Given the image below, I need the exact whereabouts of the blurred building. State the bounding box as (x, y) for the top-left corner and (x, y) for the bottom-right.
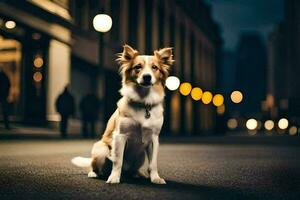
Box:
(0, 0), (221, 135)
(218, 50), (237, 108)
(267, 24), (286, 118)
(267, 0), (300, 123)
(284, 0), (300, 119)
(235, 33), (267, 118)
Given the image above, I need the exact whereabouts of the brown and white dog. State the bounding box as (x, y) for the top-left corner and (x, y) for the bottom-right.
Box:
(72, 45), (174, 184)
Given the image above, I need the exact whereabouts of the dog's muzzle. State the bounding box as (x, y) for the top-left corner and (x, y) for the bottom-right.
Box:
(141, 74), (152, 86)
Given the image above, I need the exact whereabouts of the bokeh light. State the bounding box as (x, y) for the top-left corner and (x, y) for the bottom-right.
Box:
(248, 130), (257, 135)
(202, 91), (213, 104)
(289, 126), (298, 136)
(33, 72), (43, 82)
(227, 118), (238, 130)
(246, 118), (258, 130)
(166, 76), (180, 91)
(93, 14), (112, 32)
(179, 82), (192, 96)
(217, 104), (225, 115)
(264, 120), (274, 131)
(213, 94), (224, 107)
(34, 57), (43, 68)
(32, 33), (41, 40)
(230, 90), (243, 104)
(278, 118), (289, 130)
(5, 20), (16, 29)
(191, 87), (203, 100)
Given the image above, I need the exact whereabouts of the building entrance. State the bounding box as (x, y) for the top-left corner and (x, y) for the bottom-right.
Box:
(0, 30), (49, 124)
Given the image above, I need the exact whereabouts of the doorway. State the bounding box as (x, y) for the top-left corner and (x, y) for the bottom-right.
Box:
(0, 34), (21, 123)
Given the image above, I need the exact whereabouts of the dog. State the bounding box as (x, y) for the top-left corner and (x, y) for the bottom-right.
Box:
(72, 44), (174, 184)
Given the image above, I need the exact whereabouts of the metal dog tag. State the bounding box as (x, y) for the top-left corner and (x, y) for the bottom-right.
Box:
(145, 107), (151, 119)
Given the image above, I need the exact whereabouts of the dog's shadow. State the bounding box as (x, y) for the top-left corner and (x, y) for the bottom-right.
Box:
(91, 160), (260, 199)
(93, 174), (260, 200)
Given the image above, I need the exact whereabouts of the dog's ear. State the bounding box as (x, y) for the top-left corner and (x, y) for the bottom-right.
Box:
(154, 48), (174, 85)
(116, 44), (139, 65)
(154, 47), (174, 67)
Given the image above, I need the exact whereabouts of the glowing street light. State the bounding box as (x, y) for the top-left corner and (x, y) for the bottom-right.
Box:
(190, 87), (203, 100)
(231, 90), (243, 104)
(202, 91), (213, 104)
(278, 118), (289, 130)
(5, 20), (16, 29)
(227, 118), (238, 130)
(246, 118), (258, 130)
(289, 126), (298, 136)
(34, 56), (43, 68)
(92, 13), (113, 69)
(93, 13), (112, 133)
(166, 76), (180, 91)
(264, 120), (274, 131)
(93, 14), (112, 33)
(33, 72), (43, 82)
(179, 82), (192, 96)
(217, 104), (225, 115)
(212, 94), (224, 107)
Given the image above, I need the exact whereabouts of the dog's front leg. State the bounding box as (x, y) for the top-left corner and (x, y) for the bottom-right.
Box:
(147, 134), (166, 184)
(106, 133), (127, 184)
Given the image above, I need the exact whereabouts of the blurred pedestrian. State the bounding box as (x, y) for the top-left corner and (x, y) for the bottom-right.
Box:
(55, 86), (75, 137)
(0, 69), (11, 129)
(80, 93), (100, 138)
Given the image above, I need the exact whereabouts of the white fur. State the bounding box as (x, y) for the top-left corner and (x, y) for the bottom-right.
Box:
(107, 81), (166, 184)
(91, 141), (110, 157)
(88, 171), (98, 178)
(136, 56), (157, 85)
(119, 84), (164, 105)
(106, 134), (127, 184)
(71, 157), (92, 168)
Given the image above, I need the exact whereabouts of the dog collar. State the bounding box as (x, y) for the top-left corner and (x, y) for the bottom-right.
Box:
(127, 100), (159, 119)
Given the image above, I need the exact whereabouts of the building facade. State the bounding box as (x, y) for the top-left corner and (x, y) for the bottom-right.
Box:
(267, 0), (300, 124)
(284, 0), (300, 118)
(234, 33), (268, 118)
(0, 0), (221, 135)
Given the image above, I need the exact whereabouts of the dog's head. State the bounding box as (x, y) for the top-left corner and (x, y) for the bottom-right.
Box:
(117, 45), (174, 87)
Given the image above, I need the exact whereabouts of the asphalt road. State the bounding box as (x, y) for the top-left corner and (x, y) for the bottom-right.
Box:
(0, 137), (299, 200)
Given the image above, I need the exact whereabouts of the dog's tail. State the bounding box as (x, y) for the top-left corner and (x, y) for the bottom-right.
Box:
(71, 141), (110, 169)
(71, 157), (92, 168)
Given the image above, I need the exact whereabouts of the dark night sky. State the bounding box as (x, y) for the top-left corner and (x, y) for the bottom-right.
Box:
(206, 0), (284, 50)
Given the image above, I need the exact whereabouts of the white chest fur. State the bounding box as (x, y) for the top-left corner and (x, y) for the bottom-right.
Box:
(117, 104), (163, 135)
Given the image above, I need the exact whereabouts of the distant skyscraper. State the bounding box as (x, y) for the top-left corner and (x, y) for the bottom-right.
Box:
(267, 0), (300, 122)
(267, 24), (286, 118)
(235, 33), (267, 117)
(284, 0), (300, 116)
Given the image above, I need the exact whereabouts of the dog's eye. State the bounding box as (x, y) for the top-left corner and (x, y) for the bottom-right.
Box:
(152, 65), (158, 71)
(134, 64), (142, 70)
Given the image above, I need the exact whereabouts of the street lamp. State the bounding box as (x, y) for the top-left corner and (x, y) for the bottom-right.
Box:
(93, 14), (112, 33)
(93, 13), (112, 131)
(92, 14), (112, 73)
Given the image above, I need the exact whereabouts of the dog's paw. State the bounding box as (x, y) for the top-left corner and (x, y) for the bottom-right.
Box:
(135, 170), (149, 179)
(88, 171), (98, 178)
(106, 174), (120, 184)
(151, 177), (166, 184)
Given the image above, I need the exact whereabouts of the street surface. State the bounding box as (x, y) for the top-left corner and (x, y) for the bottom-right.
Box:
(0, 136), (299, 200)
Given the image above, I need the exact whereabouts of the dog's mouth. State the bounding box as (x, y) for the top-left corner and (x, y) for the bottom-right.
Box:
(139, 81), (153, 87)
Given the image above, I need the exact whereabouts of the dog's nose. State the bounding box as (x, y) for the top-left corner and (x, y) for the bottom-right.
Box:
(143, 74), (152, 83)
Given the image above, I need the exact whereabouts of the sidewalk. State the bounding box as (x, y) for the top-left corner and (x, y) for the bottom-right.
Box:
(1, 123), (299, 146)
(0, 118), (108, 139)
(0, 122), (83, 139)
